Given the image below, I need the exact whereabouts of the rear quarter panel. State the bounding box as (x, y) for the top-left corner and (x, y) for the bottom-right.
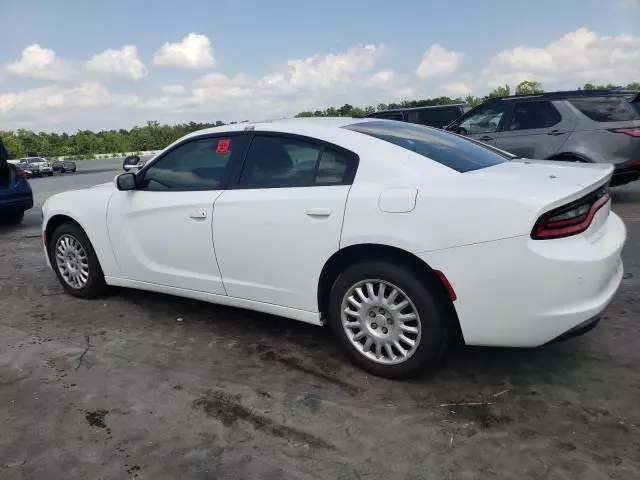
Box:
(563, 101), (640, 169)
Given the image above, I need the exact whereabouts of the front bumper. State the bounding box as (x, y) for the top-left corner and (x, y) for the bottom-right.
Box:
(419, 210), (626, 347)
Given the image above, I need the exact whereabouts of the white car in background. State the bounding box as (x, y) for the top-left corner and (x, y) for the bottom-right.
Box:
(41, 118), (626, 378)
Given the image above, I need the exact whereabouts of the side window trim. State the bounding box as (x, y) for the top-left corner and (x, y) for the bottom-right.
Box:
(135, 132), (248, 191)
(227, 131), (360, 190)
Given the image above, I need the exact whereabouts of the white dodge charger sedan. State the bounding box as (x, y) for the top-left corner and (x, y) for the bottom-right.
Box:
(42, 118), (626, 378)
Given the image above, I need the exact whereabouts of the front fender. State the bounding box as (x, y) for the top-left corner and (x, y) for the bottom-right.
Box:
(43, 188), (120, 277)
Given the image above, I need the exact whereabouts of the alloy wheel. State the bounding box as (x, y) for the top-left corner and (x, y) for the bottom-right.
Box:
(341, 279), (422, 365)
(55, 234), (90, 289)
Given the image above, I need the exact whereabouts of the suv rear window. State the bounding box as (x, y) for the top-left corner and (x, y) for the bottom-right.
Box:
(344, 120), (508, 173)
(568, 96), (637, 122)
(406, 107), (462, 128)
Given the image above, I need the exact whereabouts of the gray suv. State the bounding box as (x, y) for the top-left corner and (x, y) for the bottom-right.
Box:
(446, 90), (640, 186)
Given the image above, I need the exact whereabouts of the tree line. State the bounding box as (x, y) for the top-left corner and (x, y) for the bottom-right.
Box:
(2, 81), (638, 160)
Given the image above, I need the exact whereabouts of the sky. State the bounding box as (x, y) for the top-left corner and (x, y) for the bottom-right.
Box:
(1, 0), (639, 132)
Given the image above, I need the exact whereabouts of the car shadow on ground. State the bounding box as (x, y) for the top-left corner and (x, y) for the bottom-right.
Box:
(108, 286), (587, 392)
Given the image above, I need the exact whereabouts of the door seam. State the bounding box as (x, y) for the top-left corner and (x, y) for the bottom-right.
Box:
(212, 191), (229, 295)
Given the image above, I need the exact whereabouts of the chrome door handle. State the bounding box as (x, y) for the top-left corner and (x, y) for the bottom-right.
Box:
(305, 208), (331, 217)
(188, 210), (207, 219)
(547, 130), (566, 136)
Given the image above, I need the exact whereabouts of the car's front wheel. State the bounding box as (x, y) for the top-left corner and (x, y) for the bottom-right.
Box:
(329, 261), (449, 379)
(50, 223), (106, 298)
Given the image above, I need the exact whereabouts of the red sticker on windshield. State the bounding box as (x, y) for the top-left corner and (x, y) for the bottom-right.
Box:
(216, 139), (231, 154)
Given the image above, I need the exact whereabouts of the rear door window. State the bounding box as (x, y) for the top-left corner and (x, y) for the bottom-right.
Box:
(505, 101), (561, 131)
(237, 135), (358, 188)
(344, 121), (508, 173)
(568, 96), (637, 122)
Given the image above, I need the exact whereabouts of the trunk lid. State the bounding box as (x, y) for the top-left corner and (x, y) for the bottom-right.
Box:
(468, 159), (613, 212)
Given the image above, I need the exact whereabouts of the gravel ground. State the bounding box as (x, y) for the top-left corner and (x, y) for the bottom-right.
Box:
(1, 161), (639, 480)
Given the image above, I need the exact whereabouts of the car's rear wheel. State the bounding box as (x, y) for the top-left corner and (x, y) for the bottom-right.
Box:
(328, 261), (449, 379)
(50, 223), (106, 298)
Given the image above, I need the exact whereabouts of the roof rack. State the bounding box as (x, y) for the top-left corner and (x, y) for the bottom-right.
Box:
(488, 89), (637, 101)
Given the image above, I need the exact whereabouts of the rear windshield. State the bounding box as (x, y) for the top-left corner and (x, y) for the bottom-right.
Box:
(568, 96), (638, 122)
(343, 120), (508, 173)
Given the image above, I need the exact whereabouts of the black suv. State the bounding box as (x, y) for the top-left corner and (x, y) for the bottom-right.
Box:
(365, 104), (471, 129)
(446, 90), (640, 186)
(52, 160), (77, 173)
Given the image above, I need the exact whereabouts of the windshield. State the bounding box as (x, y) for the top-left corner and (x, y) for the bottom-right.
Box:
(344, 120), (509, 173)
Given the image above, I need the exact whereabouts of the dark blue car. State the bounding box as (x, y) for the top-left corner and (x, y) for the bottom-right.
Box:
(1, 143), (34, 225)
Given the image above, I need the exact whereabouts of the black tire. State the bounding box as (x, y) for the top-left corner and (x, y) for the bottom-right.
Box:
(328, 260), (450, 379)
(49, 222), (106, 299)
(2, 211), (24, 225)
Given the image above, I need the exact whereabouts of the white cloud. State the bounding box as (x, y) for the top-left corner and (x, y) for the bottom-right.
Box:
(483, 28), (640, 88)
(439, 82), (472, 96)
(5, 44), (74, 80)
(283, 44), (383, 89)
(160, 84), (187, 95)
(152, 33), (215, 68)
(0, 82), (138, 117)
(86, 45), (147, 80)
(3, 43), (148, 82)
(6, 29), (637, 132)
(416, 44), (464, 78)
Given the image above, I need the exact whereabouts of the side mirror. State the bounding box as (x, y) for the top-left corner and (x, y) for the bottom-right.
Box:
(446, 123), (460, 133)
(123, 155), (141, 171)
(116, 172), (137, 191)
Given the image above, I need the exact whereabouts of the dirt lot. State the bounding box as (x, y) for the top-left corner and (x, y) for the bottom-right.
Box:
(1, 162), (639, 480)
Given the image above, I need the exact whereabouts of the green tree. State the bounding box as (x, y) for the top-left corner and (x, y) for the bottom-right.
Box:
(464, 94), (483, 107)
(0, 132), (24, 159)
(487, 85), (511, 98)
(515, 80), (544, 95)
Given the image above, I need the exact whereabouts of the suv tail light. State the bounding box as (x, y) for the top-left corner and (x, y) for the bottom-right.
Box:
(613, 128), (640, 138)
(15, 167), (28, 179)
(532, 184), (611, 240)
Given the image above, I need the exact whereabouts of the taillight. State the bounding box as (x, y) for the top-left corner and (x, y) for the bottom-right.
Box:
(15, 168), (28, 179)
(613, 128), (640, 138)
(532, 185), (611, 240)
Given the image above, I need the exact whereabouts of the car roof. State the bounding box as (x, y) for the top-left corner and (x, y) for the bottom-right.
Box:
(369, 104), (469, 114)
(486, 89), (639, 102)
(182, 116), (380, 139)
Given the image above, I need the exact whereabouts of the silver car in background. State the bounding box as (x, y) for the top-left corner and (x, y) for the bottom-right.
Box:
(19, 157), (53, 177)
(447, 89), (640, 186)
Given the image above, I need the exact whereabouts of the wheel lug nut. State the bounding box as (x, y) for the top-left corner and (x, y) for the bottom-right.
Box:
(379, 308), (385, 314)
(382, 327), (388, 334)
(369, 311), (376, 318)
(371, 323), (378, 329)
